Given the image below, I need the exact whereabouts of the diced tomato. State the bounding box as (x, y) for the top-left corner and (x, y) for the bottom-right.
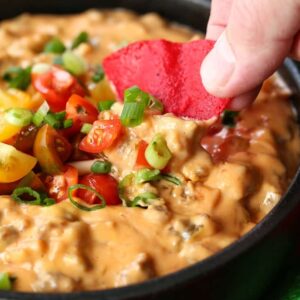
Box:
(33, 125), (72, 175)
(14, 125), (39, 154)
(64, 94), (99, 135)
(135, 140), (152, 168)
(79, 116), (122, 154)
(32, 66), (85, 112)
(45, 165), (78, 202)
(0, 181), (19, 195)
(78, 173), (121, 205)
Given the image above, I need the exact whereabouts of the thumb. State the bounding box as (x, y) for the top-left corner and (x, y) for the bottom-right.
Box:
(200, 0), (300, 98)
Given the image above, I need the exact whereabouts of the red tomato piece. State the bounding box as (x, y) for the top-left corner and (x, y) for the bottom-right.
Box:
(135, 140), (152, 168)
(45, 165), (78, 202)
(79, 116), (122, 154)
(103, 39), (231, 120)
(64, 94), (99, 135)
(32, 67), (85, 112)
(78, 174), (121, 205)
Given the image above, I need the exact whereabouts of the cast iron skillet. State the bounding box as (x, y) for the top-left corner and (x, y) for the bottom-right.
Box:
(0, 1), (300, 300)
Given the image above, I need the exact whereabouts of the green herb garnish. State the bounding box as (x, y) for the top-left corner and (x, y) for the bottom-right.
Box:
(92, 65), (105, 83)
(98, 100), (115, 112)
(71, 31), (89, 49)
(3, 66), (32, 90)
(44, 38), (66, 54)
(12, 187), (55, 206)
(91, 160), (112, 174)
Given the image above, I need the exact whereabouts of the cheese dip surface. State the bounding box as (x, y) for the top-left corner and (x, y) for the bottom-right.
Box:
(0, 9), (299, 292)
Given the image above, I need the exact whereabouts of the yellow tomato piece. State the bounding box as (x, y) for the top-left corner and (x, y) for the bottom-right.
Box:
(89, 78), (116, 104)
(0, 113), (22, 142)
(0, 142), (37, 183)
(0, 89), (33, 111)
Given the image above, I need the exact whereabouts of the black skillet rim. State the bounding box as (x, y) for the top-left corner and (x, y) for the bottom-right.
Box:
(0, 3), (300, 300)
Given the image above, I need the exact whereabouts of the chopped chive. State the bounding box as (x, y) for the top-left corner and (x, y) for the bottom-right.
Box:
(32, 101), (50, 127)
(12, 187), (55, 206)
(92, 65), (105, 83)
(81, 123), (93, 134)
(4, 108), (33, 127)
(53, 111), (66, 121)
(68, 184), (106, 211)
(120, 102), (145, 127)
(63, 119), (73, 129)
(44, 37), (66, 54)
(44, 113), (61, 129)
(91, 160), (112, 174)
(160, 174), (181, 185)
(71, 31), (89, 49)
(130, 192), (158, 207)
(124, 86), (150, 107)
(3, 66), (32, 90)
(97, 100), (115, 112)
(135, 168), (161, 184)
(221, 110), (239, 127)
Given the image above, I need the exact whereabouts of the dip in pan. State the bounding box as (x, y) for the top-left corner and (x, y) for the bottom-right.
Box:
(0, 9), (299, 292)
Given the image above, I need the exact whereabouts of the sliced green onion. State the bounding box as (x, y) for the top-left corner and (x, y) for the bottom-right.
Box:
(62, 51), (87, 76)
(32, 101), (50, 127)
(53, 111), (66, 121)
(3, 66), (31, 90)
(92, 65), (105, 83)
(124, 86), (150, 106)
(31, 63), (52, 75)
(145, 134), (172, 170)
(68, 184), (106, 211)
(44, 37), (66, 54)
(44, 113), (61, 129)
(118, 173), (135, 205)
(221, 110), (239, 127)
(81, 123), (93, 134)
(12, 187), (55, 206)
(130, 192), (158, 207)
(4, 108), (33, 127)
(63, 119), (73, 129)
(160, 174), (181, 185)
(0, 273), (12, 291)
(121, 102), (145, 127)
(97, 100), (115, 112)
(135, 168), (160, 184)
(71, 31), (89, 49)
(91, 160), (112, 174)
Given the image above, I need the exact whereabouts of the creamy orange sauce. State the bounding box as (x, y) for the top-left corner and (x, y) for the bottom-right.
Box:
(0, 9), (299, 292)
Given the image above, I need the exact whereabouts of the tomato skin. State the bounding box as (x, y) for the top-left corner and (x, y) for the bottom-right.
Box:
(136, 140), (152, 168)
(63, 94), (99, 135)
(32, 67), (85, 112)
(45, 165), (78, 202)
(79, 116), (122, 154)
(78, 174), (121, 205)
(33, 125), (72, 175)
(14, 125), (38, 154)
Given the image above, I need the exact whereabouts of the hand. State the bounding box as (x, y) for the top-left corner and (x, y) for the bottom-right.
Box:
(200, 0), (300, 110)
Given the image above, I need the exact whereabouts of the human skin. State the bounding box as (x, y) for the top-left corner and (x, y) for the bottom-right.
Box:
(200, 0), (300, 110)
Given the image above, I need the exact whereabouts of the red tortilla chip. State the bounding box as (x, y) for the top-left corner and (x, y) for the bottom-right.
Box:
(103, 39), (231, 120)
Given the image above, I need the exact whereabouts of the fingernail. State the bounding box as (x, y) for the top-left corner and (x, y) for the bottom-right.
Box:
(200, 32), (236, 96)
